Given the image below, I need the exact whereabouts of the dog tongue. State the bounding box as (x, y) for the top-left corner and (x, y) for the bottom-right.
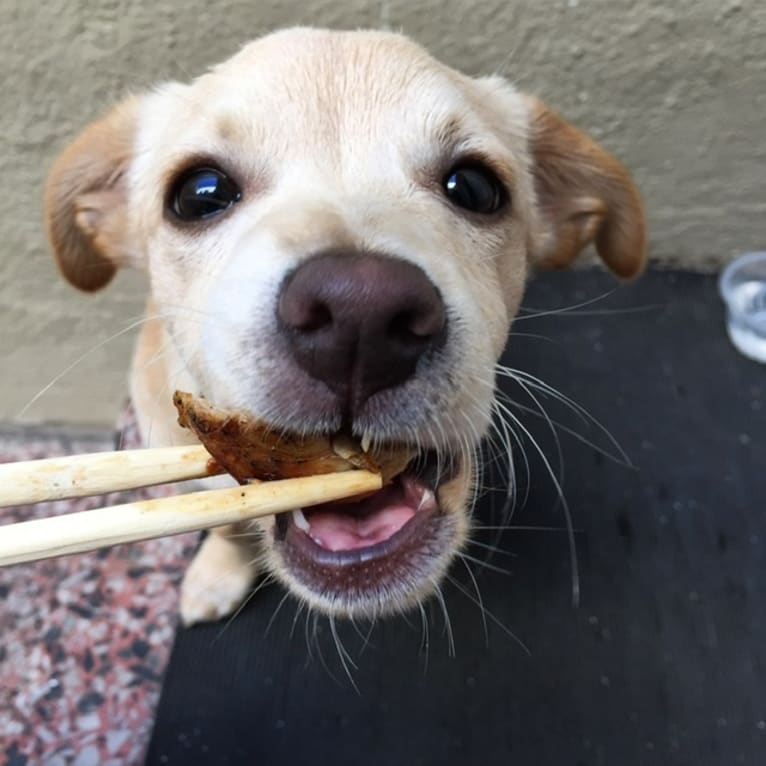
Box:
(304, 481), (426, 552)
(307, 506), (415, 551)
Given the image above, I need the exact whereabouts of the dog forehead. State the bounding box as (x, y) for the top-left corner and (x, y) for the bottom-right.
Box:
(132, 28), (531, 218)
(152, 29), (477, 156)
(214, 27), (454, 108)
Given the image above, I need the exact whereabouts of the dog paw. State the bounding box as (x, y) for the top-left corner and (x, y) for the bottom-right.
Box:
(179, 529), (260, 626)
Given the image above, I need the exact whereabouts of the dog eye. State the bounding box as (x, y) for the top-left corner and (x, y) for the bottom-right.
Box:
(170, 167), (241, 221)
(443, 164), (507, 215)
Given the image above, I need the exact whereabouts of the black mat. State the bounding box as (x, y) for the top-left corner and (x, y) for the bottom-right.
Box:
(146, 269), (765, 766)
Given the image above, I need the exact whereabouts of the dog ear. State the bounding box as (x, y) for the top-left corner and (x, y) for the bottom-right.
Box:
(525, 96), (646, 279)
(44, 95), (142, 292)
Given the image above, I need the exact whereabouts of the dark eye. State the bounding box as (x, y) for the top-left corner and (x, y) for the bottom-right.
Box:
(170, 167), (241, 221)
(443, 164), (507, 215)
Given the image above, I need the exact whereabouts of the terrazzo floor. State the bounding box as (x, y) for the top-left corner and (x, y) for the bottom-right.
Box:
(0, 409), (197, 765)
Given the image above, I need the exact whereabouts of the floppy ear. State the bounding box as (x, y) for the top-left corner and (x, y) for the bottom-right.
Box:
(44, 95), (142, 292)
(525, 96), (646, 279)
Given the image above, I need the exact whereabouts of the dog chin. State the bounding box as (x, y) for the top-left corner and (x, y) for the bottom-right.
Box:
(261, 458), (472, 619)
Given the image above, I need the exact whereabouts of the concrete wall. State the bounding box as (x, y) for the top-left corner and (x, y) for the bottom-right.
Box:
(1, 0), (764, 426)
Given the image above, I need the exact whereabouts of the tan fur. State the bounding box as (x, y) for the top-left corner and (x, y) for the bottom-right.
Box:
(44, 96), (143, 291)
(179, 524), (260, 625)
(524, 96), (646, 278)
(45, 28), (646, 624)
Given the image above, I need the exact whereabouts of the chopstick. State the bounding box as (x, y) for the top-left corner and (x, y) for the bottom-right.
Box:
(0, 469), (382, 567)
(0, 445), (224, 507)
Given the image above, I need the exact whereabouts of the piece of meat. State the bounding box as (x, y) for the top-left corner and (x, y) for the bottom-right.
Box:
(172, 391), (414, 485)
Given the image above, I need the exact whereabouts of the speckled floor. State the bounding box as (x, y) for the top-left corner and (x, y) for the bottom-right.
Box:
(0, 409), (197, 765)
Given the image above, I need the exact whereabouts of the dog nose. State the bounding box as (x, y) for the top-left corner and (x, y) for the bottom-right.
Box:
(277, 251), (447, 413)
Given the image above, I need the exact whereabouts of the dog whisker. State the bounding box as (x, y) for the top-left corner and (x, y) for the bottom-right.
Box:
(472, 524), (579, 533)
(144, 359), (187, 448)
(490, 6), (527, 79)
(497, 391), (632, 467)
(264, 589), (293, 639)
(459, 556), (489, 648)
(500, 372), (567, 518)
(153, 302), (222, 321)
(417, 601), (430, 673)
(515, 288), (620, 322)
(329, 616), (360, 693)
(19, 306), (212, 424)
(508, 330), (558, 343)
(520, 303), (664, 318)
(496, 365), (631, 466)
(18, 314), (165, 418)
(309, 613), (345, 687)
(431, 581), (456, 659)
(221, 530), (263, 540)
(289, 598), (306, 641)
(302, 606), (316, 662)
(214, 572), (276, 643)
(446, 573), (530, 656)
(348, 615), (377, 656)
(464, 537), (517, 558)
(490, 397), (580, 607)
(488, 399), (530, 520)
(456, 551), (513, 577)
(480, 417), (515, 495)
(456, 382), (521, 511)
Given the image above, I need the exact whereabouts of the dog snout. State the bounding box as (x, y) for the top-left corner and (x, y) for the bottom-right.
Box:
(277, 251), (447, 413)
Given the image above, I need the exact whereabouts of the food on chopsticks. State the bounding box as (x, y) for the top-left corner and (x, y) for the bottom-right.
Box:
(172, 391), (415, 485)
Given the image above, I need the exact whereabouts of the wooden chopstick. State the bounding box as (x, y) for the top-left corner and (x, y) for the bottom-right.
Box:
(0, 445), (223, 507)
(0, 469), (382, 567)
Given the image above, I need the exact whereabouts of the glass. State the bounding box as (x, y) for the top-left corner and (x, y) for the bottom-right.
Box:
(719, 252), (766, 364)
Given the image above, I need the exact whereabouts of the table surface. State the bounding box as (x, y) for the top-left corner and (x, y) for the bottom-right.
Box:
(146, 269), (766, 766)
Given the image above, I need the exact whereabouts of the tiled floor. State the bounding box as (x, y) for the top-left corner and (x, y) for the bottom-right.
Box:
(0, 410), (196, 765)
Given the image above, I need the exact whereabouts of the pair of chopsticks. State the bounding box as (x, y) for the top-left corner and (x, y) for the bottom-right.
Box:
(0, 445), (381, 567)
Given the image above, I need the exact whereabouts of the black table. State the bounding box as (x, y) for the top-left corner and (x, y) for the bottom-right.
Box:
(146, 269), (766, 766)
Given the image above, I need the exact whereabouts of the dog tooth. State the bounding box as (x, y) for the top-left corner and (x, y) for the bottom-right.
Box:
(360, 430), (372, 453)
(292, 508), (310, 532)
(417, 488), (436, 512)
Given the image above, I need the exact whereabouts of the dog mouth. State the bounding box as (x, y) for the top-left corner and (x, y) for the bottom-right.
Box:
(289, 474), (435, 556)
(273, 447), (462, 613)
(172, 390), (464, 614)
(274, 449), (451, 561)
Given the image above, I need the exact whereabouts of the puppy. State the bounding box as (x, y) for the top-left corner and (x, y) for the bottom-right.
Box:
(44, 28), (645, 625)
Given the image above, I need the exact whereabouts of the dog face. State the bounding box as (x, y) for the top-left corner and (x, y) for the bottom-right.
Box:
(45, 28), (645, 619)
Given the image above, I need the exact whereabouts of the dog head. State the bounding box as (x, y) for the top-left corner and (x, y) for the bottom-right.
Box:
(45, 28), (645, 618)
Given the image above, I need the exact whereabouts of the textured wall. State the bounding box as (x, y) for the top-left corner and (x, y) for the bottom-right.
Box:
(2, 0), (764, 425)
